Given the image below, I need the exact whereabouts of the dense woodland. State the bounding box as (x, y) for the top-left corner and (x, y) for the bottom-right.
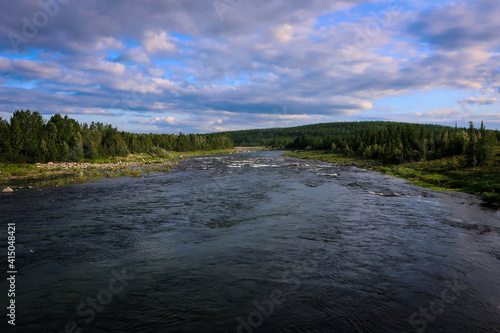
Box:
(1, 110), (498, 167)
(225, 121), (500, 166)
(0, 110), (233, 163)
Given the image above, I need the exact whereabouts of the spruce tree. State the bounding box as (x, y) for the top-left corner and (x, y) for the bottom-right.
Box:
(466, 122), (478, 167)
(476, 121), (494, 166)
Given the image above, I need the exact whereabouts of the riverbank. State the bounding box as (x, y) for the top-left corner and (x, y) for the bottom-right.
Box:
(283, 149), (500, 207)
(0, 148), (252, 191)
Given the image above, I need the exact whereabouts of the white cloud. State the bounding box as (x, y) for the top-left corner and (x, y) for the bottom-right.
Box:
(273, 24), (294, 43)
(415, 108), (461, 118)
(142, 31), (177, 54)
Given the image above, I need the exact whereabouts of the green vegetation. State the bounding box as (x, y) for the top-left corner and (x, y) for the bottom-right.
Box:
(0, 110), (233, 163)
(283, 150), (371, 165)
(0, 110), (236, 189)
(226, 121), (499, 165)
(371, 147), (500, 206)
(0, 110), (236, 188)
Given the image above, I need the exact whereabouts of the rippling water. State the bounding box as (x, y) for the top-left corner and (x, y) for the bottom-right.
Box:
(1, 150), (499, 332)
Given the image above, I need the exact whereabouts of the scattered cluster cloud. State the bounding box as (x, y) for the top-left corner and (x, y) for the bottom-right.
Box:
(0, 0), (499, 132)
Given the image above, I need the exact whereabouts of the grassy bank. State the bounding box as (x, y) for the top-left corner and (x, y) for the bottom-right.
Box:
(0, 148), (244, 190)
(283, 150), (375, 166)
(283, 149), (500, 207)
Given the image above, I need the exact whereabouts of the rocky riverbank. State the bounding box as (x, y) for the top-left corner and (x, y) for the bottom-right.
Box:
(35, 160), (155, 170)
(1, 148), (262, 192)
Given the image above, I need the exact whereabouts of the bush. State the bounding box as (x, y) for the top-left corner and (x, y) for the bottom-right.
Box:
(148, 146), (173, 159)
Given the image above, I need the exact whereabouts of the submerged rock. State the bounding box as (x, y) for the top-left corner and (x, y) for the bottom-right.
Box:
(2, 187), (13, 193)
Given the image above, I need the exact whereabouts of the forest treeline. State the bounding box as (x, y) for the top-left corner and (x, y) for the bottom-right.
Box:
(225, 121), (500, 166)
(1, 110), (498, 166)
(0, 110), (233, 163)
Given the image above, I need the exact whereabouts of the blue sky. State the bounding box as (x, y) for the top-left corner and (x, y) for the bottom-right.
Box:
(1, 0), (499, 133)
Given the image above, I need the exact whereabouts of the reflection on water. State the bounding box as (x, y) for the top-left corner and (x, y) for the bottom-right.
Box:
(1, 150), (499, 332)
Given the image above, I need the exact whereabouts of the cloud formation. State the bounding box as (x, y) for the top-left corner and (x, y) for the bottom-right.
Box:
(0, 0), (499, 132)
(459, 97), (498, 105)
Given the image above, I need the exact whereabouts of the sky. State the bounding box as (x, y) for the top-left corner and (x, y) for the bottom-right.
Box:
(1, 0), (500, 133)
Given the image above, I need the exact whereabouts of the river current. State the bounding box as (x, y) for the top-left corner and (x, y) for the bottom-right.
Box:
(1, 150), (499, 332)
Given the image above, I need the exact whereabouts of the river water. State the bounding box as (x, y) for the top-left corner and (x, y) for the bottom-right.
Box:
(1, 150), (499, 332)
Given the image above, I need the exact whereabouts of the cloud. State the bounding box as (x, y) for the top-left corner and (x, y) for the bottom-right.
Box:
(150, 116), (179, 125)
(406, 0), (500, 50)
(142, 31), (177, 54)
(415, 108), (463, 119)
(119, 47), (150, 63)
(273, 24), (294, 43)
(1, 0), (500, 132)
(459, 96), (498, 105)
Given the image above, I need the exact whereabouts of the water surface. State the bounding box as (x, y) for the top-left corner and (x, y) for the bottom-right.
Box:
(1, 150), (499, 332)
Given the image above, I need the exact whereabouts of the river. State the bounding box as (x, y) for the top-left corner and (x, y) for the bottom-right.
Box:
(1, 150), (499, 332)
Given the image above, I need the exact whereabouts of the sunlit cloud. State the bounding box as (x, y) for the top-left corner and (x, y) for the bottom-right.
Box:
(0, 0), (499, 131)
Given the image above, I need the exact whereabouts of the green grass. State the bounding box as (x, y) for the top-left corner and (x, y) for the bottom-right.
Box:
(282, 150), (377, 166)
(283, 148), (500, 207)
(372, 157), (500, 206)
(0, 163), (52, 183)
(171, 148), (241, 157)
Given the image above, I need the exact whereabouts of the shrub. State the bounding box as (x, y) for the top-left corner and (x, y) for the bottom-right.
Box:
(148, 146), (173, 159)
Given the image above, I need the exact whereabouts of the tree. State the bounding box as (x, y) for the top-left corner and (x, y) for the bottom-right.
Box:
(476, 121), (494, 166)
(39, 139), (48, 162)
(61, 142), (69, 161)
(70, 132), (84, 162)
(0, 117), (12, 161)
(466, 122), (478, 167)
(10, 116), (23, 162)
(46, 121), (58, 162)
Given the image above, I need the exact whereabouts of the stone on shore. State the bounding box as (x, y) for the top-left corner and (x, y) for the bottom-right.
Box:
(2, 187), (13, 193)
